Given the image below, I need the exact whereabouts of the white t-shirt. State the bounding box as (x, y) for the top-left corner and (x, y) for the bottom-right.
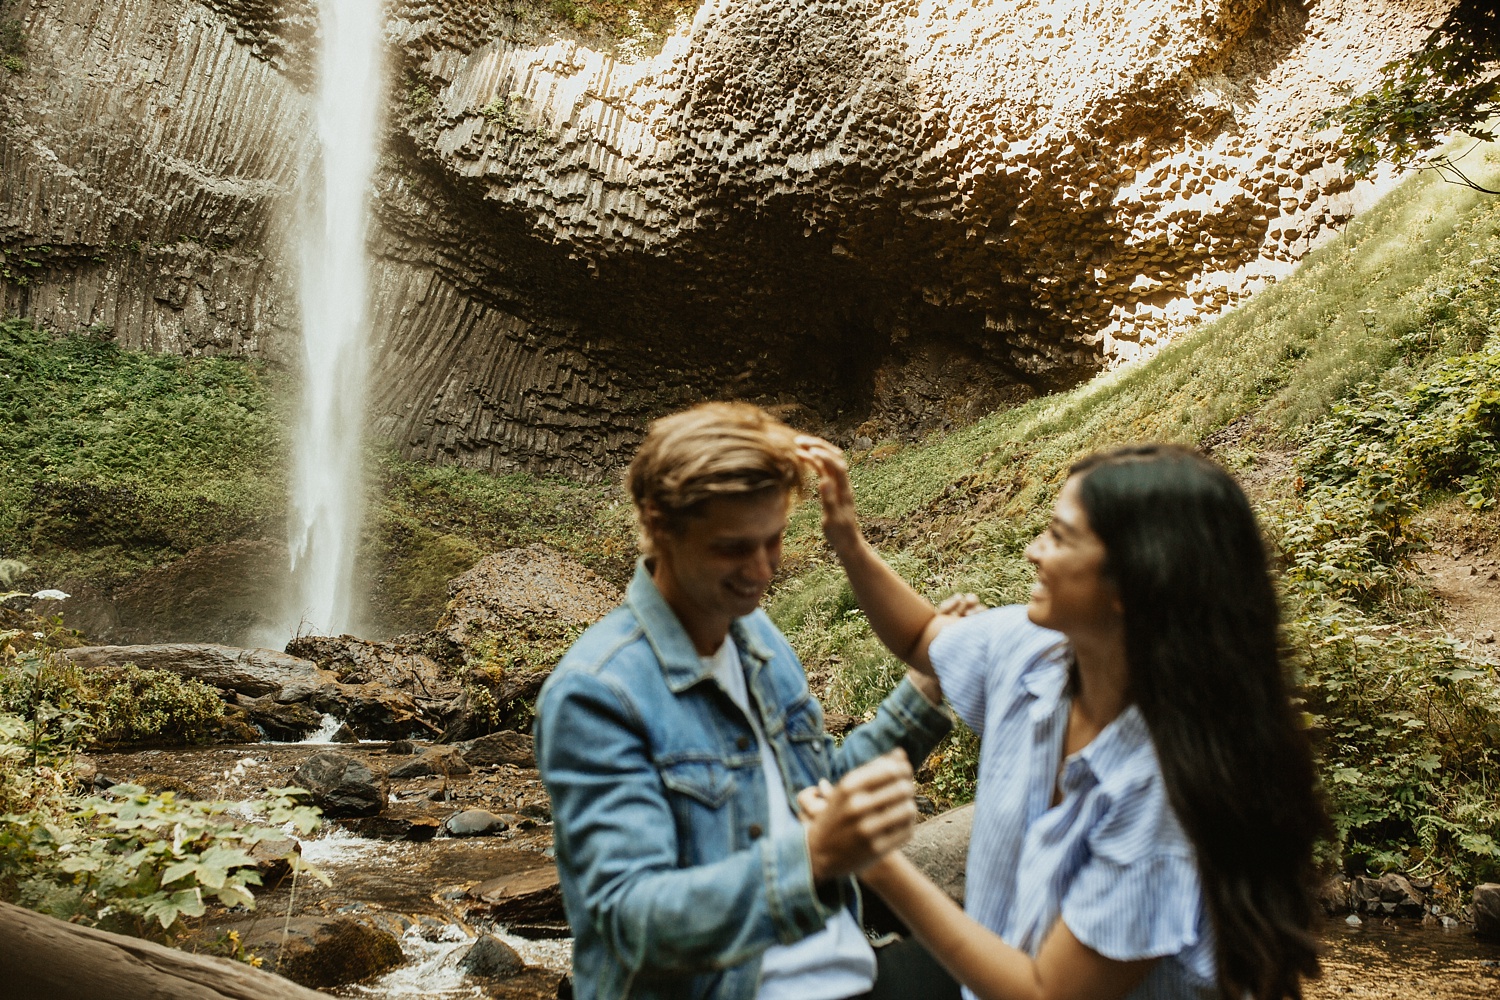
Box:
(703, 637), (876, 1000)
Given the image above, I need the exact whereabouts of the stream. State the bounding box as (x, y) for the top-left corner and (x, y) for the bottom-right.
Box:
(89, 742), (1500, 1000)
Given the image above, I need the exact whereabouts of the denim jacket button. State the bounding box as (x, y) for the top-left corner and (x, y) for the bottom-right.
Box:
(736, 736), (751, 751)
(748, 823), (764, 840)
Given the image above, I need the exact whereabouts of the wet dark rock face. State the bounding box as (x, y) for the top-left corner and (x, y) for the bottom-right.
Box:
(1475, 884), (1500, 941)
(240, 915), (406, 989)
(294, 751), (386, 817)
(460, 933), (527, 983)
(0, 0), (1452, 476)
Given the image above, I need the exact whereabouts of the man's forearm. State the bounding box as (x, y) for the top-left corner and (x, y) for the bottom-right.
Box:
(583, 828), (837, 973)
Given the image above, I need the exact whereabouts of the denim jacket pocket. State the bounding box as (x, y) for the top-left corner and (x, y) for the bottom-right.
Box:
(781, 697), (829, 787)
(659, 758), (738, 808)
(658, 757), (738, 868)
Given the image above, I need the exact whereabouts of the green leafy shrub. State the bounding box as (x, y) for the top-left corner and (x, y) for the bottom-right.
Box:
(0, 644), (94, 763)
(1291, 606), (1500, 888)
(92, 664), (226, 746)
(0, 634), (319, 938)
(0, 780), (321, 938)
(0, 642), (228, 749)
(460, 617), (586, 731)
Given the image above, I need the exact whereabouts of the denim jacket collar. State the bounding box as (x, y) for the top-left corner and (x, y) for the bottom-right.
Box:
(624, 558), (774, 694)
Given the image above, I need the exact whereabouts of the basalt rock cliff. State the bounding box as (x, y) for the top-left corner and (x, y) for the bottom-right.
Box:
(0, 0), (1455, 476)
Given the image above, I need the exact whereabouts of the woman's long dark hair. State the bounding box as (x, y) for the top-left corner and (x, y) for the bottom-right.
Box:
(1071, 445), (1326, 1000)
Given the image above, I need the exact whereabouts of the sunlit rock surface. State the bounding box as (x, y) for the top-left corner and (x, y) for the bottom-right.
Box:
(0, 0), (1454, 474)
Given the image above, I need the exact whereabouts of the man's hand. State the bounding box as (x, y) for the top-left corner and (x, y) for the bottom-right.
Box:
(936, 592), (985, 618)
(799, 749), (918, 883)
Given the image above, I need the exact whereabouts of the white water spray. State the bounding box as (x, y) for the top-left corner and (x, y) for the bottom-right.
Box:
(285, 0), (385, 638)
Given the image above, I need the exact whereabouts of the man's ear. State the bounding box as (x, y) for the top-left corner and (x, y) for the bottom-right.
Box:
(640, 503), (668, 552)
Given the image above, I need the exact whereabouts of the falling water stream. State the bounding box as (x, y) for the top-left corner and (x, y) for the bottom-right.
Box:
(285, 0), (385, 639)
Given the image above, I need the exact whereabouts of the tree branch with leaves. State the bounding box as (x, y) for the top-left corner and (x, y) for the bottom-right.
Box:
(1317, 2), (1500, 194)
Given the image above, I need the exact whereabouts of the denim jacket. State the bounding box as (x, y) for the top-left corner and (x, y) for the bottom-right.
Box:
(535, 562), (953, 1000)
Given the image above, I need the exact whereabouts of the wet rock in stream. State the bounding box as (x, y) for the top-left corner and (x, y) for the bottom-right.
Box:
(239, 915), (405, 989)
(236, 694), (326, 741)
(249, 837), (300, 886)
(459, 933), (527, 982)
(1476, 884), (1500, 940)
(460, 731), (536, 768)
(294, 751), (385, 818)
(389, 746), (472, 779)
(444, 808), (526, 837)
(306, 683), (437, 741)
(468, 867), (564, 925)
(1354, 873), (1430, 919)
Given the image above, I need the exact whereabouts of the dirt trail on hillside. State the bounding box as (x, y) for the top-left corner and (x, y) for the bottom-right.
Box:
(1413, 503), (1500, 663)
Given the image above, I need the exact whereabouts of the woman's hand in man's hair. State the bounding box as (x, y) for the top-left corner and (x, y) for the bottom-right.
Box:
(795, 435), (864, 557)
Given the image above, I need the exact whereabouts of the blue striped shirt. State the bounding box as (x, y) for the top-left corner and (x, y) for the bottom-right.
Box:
(929, 606), (1218, 1000)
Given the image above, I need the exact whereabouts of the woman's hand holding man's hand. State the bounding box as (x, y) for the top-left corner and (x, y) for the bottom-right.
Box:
(798, 749), (917, 883)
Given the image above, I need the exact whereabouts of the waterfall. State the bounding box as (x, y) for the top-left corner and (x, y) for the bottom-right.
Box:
(285, 0), (385, 639)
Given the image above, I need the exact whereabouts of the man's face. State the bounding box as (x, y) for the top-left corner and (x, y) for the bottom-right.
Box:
(649, 489), (791, 651)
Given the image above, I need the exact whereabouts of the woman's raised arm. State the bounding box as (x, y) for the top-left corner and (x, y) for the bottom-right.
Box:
(795, 436), (977, 677)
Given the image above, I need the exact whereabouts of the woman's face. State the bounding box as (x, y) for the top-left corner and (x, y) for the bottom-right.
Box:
(1023, 475), (1122, 638)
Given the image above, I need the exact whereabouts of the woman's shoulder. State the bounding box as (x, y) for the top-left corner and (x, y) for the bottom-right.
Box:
(936, 604), (1067, 667)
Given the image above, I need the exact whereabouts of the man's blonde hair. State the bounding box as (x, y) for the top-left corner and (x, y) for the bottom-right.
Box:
(627, 402), (806, 552)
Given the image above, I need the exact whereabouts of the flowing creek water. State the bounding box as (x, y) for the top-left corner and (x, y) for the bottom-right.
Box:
(87, 743), (1500, 998)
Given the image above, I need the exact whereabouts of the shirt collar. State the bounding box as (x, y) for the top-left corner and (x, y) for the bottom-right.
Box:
(1018, 643), (1156, 785)
(624, 558), (774, 693)
(1070, 703), (1153, 786)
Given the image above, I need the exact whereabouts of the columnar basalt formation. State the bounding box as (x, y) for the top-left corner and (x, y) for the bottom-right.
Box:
(0, 0), (1456, 476)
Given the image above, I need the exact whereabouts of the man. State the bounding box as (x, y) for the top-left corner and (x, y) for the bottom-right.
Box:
(536, 402), (954, 1000)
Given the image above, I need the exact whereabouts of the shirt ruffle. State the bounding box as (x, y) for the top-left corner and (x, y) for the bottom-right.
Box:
(1062, 851), (1208, 968)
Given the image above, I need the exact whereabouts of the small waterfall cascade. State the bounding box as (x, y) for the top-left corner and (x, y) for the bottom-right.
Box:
(285, 0), (385, 639)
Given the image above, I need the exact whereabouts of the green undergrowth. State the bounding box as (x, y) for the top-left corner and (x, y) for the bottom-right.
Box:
(368, 458), (635, 634)
(0, 622), (236, 749)
(537, 0), (697, 50)
(0, 319), (286, 588)
(0, 317), (631, 632)
(771, 149), (1500, 895)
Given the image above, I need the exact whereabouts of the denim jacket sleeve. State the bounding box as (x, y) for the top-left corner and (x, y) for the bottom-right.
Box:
(537, 667), (843, 975)
(829, 675), (953, 779)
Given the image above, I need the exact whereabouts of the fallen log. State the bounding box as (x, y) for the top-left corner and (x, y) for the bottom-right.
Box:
(0, 900), (329, 1000)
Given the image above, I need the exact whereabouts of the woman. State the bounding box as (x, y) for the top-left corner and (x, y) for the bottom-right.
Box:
(795, 440), (1326, 1000)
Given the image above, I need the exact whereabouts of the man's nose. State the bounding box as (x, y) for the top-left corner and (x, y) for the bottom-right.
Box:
(748, 546), (776, 583)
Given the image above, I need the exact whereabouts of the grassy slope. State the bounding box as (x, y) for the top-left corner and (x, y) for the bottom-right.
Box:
(0, 321), (288, 587)
(771, 151), (1500, 893)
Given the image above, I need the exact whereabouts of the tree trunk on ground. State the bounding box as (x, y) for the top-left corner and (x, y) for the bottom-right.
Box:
(0, 901), (329, 1000)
